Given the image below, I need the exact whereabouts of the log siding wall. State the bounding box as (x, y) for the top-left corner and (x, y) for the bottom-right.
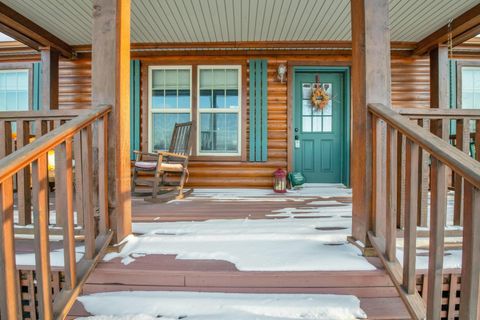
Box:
(0, 53), (432, 187)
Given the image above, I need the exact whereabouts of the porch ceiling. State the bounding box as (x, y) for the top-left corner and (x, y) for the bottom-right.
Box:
(1, 0), (479, 46)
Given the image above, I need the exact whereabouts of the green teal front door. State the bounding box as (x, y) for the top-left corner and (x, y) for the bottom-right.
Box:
(294, 72), (344, 183)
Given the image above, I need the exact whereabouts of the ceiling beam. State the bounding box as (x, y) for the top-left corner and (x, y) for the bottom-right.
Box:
(414, 4), (480, 56)
(0, 2), (74, 58)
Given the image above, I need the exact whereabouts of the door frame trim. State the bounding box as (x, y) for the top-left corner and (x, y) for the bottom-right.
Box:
(287, 65), (351, 186)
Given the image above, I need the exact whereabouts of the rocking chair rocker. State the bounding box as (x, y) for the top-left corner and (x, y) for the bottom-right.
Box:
(132, 121), (193, 202)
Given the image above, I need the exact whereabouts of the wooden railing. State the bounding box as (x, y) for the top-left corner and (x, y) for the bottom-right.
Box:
(0, 106), (112, 320)
(398, 108), (480, 228)
(368, 103), (480, 320)
(0, 109), (90, 230)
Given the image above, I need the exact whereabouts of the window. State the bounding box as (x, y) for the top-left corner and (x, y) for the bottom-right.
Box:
(461, 66), (480, 108)
(198, 66), (241, 156)
(0, 69), (29, 111)
(148, 66), (191, 151)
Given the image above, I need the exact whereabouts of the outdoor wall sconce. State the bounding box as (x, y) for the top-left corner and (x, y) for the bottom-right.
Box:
(277, 64), (287, 83)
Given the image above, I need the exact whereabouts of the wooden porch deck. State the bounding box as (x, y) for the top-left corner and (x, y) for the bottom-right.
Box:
(68, 187), (411, 319)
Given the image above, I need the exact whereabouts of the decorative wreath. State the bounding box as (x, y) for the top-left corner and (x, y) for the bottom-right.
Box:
(311, 85), (330, 110)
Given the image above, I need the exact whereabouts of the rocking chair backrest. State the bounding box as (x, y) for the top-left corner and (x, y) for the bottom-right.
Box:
(169, 121), (193, 156)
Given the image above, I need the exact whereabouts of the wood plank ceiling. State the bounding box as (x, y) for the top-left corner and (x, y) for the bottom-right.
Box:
(1, 0), (479, 45)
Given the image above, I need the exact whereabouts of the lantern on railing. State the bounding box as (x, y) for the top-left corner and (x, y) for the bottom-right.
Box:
(273, 168), (287, 193)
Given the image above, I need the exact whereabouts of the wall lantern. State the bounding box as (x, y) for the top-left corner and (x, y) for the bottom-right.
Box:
(277, 64), (287, 83)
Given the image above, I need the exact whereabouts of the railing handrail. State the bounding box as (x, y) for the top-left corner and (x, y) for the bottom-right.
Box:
(398, 107), (480, 119)
(0, 105), (111, 184)
(0, 108), (90, 120)
(369, 103), (480, 189)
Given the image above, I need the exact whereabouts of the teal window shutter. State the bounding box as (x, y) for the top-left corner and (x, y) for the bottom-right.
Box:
(32, 62), (42, 111)
(249, 59), (268, 162)
(130, 60), (141, 159)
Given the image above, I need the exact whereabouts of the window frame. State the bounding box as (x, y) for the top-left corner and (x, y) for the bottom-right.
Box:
(147, 65), (193, 152)
(456, 60), (480, 109)
(0, 64), (33, 112)
(196, 65), (242, 157)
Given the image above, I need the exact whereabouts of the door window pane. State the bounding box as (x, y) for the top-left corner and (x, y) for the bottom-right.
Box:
(301, 82), (333, 133)
(198, 66), (241, 155)
(0, 70), (29, 112)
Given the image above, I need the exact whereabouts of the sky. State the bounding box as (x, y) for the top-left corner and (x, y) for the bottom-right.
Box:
(0, 32), (14, 42)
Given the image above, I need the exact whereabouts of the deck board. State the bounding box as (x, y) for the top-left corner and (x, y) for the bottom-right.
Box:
(68, 188), (411, 319)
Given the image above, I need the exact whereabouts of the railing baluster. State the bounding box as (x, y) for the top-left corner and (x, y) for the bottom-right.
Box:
(396, 133), (405, 229)
(0, 120), (12, 158)
(453, 118), (470, 226)
(0, 179), (21, 319)
(371, 115), (379, 234)
(53, 119), (64, 227)
(459, 181), (480, 319)
(385, 126), (397, 262)
(417, 119), (429, 227)
(81, 126), (95, 259)
(56, 138), (77, 289)
(427, 156), (447, 320)
(403, 139), (419, 294)
(16, 120), (32, 226)
(73, 132), (85, 227)
(98, 115), (109, 233)
(32, 153), (53, 319)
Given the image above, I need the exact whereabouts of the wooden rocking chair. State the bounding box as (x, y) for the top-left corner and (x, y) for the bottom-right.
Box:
(132, 121), (193, 202)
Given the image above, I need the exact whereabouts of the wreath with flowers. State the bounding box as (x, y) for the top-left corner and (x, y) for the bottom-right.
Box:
(310, 84), (330, 110)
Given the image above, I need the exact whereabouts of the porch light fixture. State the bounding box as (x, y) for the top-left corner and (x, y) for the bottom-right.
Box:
(277, 64), (287, 83)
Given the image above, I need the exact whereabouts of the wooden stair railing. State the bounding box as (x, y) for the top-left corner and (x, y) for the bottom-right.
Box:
(399, 108), (480, 229)
(368, 103), (480, 320)
(0, 105), (112, 320)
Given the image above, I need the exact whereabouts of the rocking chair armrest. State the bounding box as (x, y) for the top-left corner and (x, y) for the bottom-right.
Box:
(133, 150), (158, 161)
(158, 151), (189, 159)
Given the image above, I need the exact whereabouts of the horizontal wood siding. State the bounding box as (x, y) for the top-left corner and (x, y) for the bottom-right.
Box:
(58, 57), (92, 110)
(0, 54), (432, 187)
(392, 57), (430, 109)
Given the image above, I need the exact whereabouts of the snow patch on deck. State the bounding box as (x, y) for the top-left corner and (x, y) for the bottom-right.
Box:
(104, 204), (376, 271)
(77, 291), (367, 320)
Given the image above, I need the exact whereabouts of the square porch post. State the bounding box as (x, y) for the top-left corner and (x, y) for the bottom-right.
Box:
(40, 47), (59, 110)
(92, 0), (132, 242)
(350, 0), (392, 246)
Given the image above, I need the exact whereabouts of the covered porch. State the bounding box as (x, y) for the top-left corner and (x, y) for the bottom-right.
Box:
(0, 0), (480, 319)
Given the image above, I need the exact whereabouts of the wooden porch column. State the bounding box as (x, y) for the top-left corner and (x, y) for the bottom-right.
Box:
(40, 47), (59, 110)
(430, 45), (449, 135)
(351, 0), (392, 245)
(92, 0), (132, 242)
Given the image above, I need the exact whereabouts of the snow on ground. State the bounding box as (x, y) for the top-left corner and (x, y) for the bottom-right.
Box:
(77, 291), (367, 320)
(104, 200), (376, 271)
(15, 245), (84, 267)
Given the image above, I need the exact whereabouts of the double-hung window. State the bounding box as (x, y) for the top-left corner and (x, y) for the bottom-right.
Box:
(149, 66), (191, 151)
(198, 66), (241, 156)
(0, 69), (29, 111)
